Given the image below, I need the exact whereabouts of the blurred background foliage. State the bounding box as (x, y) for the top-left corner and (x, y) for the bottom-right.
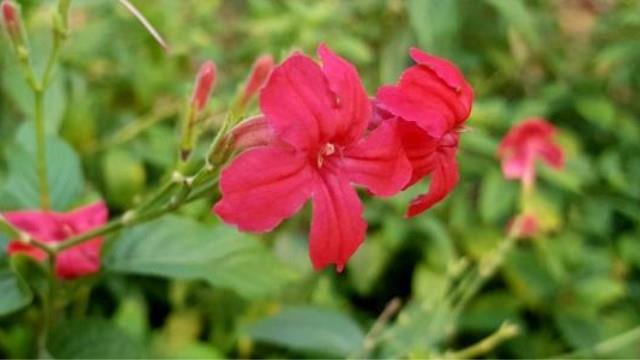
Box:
(1, 0), (640, 358)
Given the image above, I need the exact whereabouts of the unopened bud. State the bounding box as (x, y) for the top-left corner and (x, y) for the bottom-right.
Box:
(1, 0), (22, 43)
(239, 54), (274, 108)
(191, 60), (217, 111)
(507, 213), (539, 239)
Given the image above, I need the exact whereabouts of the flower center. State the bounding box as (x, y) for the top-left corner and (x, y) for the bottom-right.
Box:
(317, 143), (337, 168)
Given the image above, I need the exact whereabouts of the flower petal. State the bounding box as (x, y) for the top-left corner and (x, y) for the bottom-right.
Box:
(7, 241), (47, 261)
(539, 141), (564, 169)
(3, 210), (62, 243)
(375, 49), (473, 138)
(62, 201), (109, 234)
(214, 145), (313, 232)
(406, 148), (459, 217)
(375, 85), (451, 139)
(409, 47), (474, 115)
(397, 65), (471, 131)
(55, 201), (107, 279)
(228, 115), (275, 151)
(260, 53), (338, 150)
(395, 119), (440, 188)
(309, 169), (367, 271)
(56, 239), (102, 279)
(317, 43), (370, 144)
(342, 120), (412, 196)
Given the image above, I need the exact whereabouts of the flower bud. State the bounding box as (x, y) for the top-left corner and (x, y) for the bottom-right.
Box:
(239, 54), (274, 108)
(1, 0), (22, 44)
(507, 213), (539, 239)
(191, 60), (217, 111)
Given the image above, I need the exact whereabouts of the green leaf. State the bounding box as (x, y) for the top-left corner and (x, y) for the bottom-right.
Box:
(47, 318), (146, 359)
(0, 260), (33, 317)
(246, 306), (364, 357)
(105, 216), (299, 298)
(1, 58), (67, 134)
(484, 0), (540, 51)
(380, 30), (413, 84)
(406, 0), (459, 57)
(0, 128), (84, 211)
(554, 310), (601, 350)
(479, 169), (517, 224)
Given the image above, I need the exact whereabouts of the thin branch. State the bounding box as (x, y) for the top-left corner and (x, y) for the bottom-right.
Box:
(352, 297), (402, 358)
(118, 0), (169, 53)
(445, 321), (520, 359)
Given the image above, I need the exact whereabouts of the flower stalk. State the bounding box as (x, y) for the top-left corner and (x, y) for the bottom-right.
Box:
(444, 321), (520, 359)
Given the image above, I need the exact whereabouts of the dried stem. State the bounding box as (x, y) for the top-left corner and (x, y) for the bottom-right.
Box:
(118, 0), (169, 52)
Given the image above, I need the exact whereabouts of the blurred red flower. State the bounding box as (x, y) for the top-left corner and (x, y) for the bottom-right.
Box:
(4, 202), (108, 279)
(214, 44), (411, 271)
(497, 118), (564, 187)
(374, 48), (474, 217)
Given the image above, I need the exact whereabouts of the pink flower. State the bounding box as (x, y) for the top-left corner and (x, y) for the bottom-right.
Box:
(374, 48), (474, 217)
(239, 54), (274, 108)
(214, 44), (411, 271)
(497, 118), (564, 187)
(4, 202), (108, 280)
(191, 60), (217, 111)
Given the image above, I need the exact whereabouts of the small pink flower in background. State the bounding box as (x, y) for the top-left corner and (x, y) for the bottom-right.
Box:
(214, 44), (411, 271)
(497, 118), (564, 187)
(239, 54), (274, 108)
(4, 202), (108, 279)
(191, 60), (217, 111)
(374, 48), (474, 217)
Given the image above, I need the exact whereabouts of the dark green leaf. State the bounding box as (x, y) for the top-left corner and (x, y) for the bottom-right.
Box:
(0, 128), (84, 211)
(47, 318), (145, 359)
(0, 260), (33, 317)
(105, 216), (299, 298)
(247, 306), (364, 358)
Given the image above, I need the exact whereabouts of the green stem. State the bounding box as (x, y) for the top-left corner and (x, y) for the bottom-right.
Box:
(205, 113), (234, 168)
(51, 172), (219, 253)
(33, 89), (51, 210)
(355, 298), (402, 358)
(41, 38), (61, 90)
(38, 253), (57, 358)
(451, 232), (518, 317)
(444, 322), (520, 359)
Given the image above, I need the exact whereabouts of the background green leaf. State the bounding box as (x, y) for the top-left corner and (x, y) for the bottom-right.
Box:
(47, 319), (145, 359)
(246, 306), (364, 358)
(105, 216), (299, 298)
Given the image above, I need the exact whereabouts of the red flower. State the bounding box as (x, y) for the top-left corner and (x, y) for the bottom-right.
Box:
(4, 202), (108, 279)
(374, 48), (473, 217)
(191, 60), (217, 111)
(214, 44), (411, 271)
(497, 118), (564, 187)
